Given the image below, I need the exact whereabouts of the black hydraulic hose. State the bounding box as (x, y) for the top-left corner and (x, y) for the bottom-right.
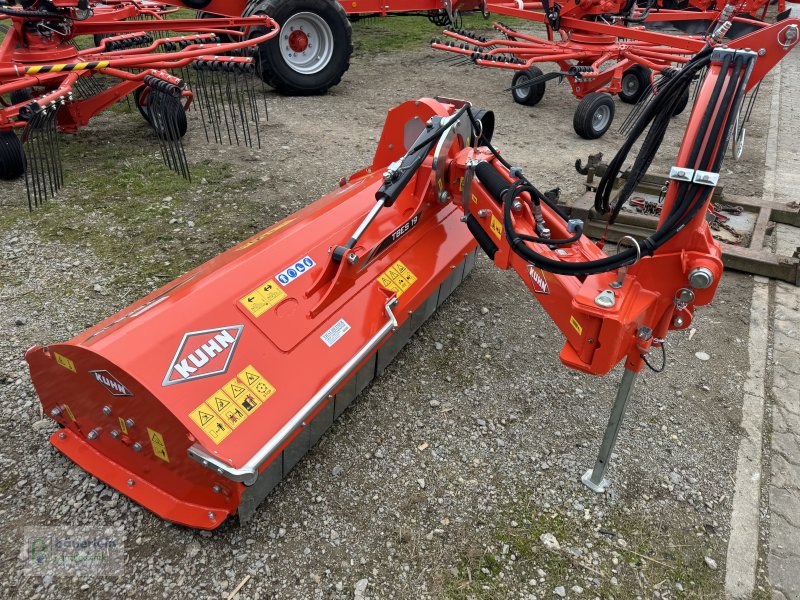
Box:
(594, 47), (715, 219)
(502, 50), (751, 276)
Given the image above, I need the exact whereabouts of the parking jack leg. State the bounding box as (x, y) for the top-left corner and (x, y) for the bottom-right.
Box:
(582, 368), (639, 493)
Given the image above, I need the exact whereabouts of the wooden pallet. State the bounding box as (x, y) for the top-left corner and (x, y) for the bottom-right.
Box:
(561, 157), (800, 285)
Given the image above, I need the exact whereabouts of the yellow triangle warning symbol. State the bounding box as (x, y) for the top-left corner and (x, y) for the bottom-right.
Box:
(244, 371), (259, 386)
(198, 410), (214, 426)
(213, 395), (230, 412)
(229, 384), (246, 398)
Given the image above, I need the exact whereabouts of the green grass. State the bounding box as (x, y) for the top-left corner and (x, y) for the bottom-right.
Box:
(352, 14), (531, 54)
(442, 504), (726, 599)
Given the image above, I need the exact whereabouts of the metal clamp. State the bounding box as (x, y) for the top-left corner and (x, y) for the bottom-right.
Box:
(609, 235), (640, 289)
(187, 298), (400, 485)
(462, 158), (479, 217)
(692, 170), (719, 186)
(669, 166), (695, 182)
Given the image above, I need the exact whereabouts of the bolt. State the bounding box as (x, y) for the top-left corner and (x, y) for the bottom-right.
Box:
(208, 512), (216, 521)
(477, 209), (490, 218)
(102, 406), (112, 416)
(132, 442), (142, 452)
(50, 407), (62, 417)
(438, 190), (450, 203)
(512, 200), (523, 212)
(346, 253), (359, 265)
(58, 432), (66, 440)
(688, 267), (714, 289)
(110, 430), (120, 439)
(125, 418), (135, 428)
(127, 479), (135, 487)
(87, 429), (99, 441)
(212, 484), (222, 494)
(673, 316), (685, 327)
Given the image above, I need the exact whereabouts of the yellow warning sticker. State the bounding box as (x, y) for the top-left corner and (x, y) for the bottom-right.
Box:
(225, 379), (261, 416)
(64, 404), (76, 421)
(490, 215), (503, 240)
(207, 392), (232, 414)
(118, 417), (128, 435)
(377, 260), (418, 297)
(237, 365), (276, 402)
(240, 279), (286, 318)
(189, 404), (232, 445)
(146, 427), (170, 462)
(570, 316), (583, 336)
(189, 368), (275, 443)
(54, 352), (76, 373)
(209, 393), (248, 429)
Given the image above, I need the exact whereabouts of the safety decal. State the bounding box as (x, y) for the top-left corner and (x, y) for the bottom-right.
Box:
(236, 218), (296, 251)
(237, 365), (276, 401)
(240, 279), (287, 318)
(377, 260), (418, 298)
(321, 319), (351, 347)
(188, 365), (275, 444)
(276, 256), (315, 286)
(570, 316), (583, 335)
(528, 266), (550, 295)
(162, 325), (244, 387)
(118, 417), (128, 435)
(490, 215), (503, 240)
(147, 427), (169, 462)
(54, 352), (76, 373)
(89, 370), (133, 397)
(64, 405), (76, 421)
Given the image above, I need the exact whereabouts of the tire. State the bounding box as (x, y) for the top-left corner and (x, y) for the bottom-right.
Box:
(511, 67), (546, 107)
(134, 87), (188, 139)
(573, 92), (615, 140)
(671, 87), (690, 116)
(250, 0), (352, 95)
(619, 65), (650, 104)
(0, 131), (26, 180)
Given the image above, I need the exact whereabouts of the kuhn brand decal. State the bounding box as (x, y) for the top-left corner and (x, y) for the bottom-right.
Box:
(528, 265), (550, 294)
(162, 325), (244, 386)
(89, 370), (133, 397)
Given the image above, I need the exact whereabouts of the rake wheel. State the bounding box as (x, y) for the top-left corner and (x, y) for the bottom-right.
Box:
(619, 65), (651, 104)
(671, 87), (690, 116)
(249, 0), (352, 95)
(134, 86), (188, 139)
(511, 67), (546, 106)
(574, 92), (615, 139)
(0, 131), (25, 180)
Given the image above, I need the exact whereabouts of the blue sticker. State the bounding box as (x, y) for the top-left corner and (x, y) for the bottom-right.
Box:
(276, 255), (316, 285)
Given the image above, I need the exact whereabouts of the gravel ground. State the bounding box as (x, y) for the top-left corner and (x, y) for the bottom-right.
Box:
(0, 18), (775, 600)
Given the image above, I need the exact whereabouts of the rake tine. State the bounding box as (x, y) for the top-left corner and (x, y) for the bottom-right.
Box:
(233, 69), (251, 147)
(213, 69), (233, 145)
(202, 67), (223, 144)
(191, 64), (212, 144)
(222, 69), (240, 146)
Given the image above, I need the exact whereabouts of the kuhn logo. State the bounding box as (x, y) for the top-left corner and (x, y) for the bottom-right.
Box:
(162, 326), (244, 386)
(528, 265), (550, 294)
(89, 370), (133, 397)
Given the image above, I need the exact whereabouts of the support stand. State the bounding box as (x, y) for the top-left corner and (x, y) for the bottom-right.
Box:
(582, 368), (639, 493)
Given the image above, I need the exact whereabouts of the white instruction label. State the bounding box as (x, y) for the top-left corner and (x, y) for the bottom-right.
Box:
(321, 319), (351, 347)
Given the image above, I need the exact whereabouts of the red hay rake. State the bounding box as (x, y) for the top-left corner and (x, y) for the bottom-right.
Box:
(432, 0), (799, 138)
(0, 0), (278, 206)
